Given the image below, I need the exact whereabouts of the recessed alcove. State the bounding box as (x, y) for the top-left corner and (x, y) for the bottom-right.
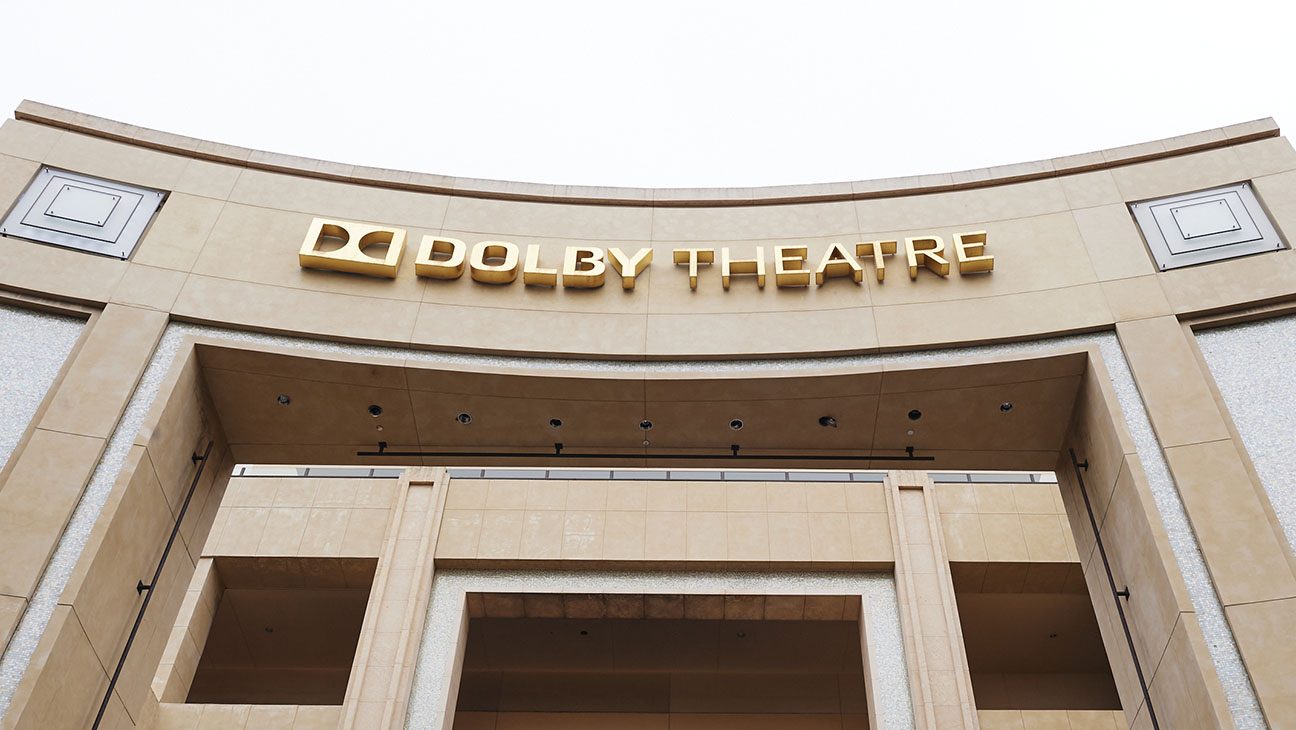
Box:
(953, 562), (1121, 711)
(452, 593), (871, 729)
(185, 557), (377, 705)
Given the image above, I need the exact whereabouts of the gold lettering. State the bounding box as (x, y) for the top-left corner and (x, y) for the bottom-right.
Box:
(904, 236), (950, 279)
(522, 245), (558, 286)
(607, 247), (654, 290)
(814, 242), (864, 285)
(954, 231), (994, 274)
(673, 248), (715, 290)
(856, 241), (897, 282)
(414, 236), (466, 279)
(720, 247), (766, 289)
(774, 246), (811, 287)
(299, 218), (406, 279)
(562, 246), (606, 288)
(469, 241), (520, 284)
(302, 219), (997, 288)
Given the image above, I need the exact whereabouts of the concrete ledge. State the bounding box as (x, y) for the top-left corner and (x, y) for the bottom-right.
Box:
(13, 100), (1279, 208)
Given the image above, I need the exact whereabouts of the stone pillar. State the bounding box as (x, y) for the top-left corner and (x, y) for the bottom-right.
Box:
(1119, 315), (1296, 726)
(0, 304), (176, 730)
(341, 467), (447, 729)
(888, 470), (979, 729)
(0, 305), (166, 622)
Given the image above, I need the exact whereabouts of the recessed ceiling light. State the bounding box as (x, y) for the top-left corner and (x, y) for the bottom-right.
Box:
(368, 404), (383, 417)
(549, 418), (563, 429)
(276, 394), (291, 406)
(907, 409), (922, 421)
(1000, 402), (1014, 413)
(456, 412), (473, 425)
(729, 419), (744, 430)
(639, 419), (654, 430)
(818, 416), (838, 428)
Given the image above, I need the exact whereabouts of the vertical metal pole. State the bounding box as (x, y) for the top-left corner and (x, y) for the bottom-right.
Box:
(91, 441), (212, 729)
(1070, 448), (1159, 729)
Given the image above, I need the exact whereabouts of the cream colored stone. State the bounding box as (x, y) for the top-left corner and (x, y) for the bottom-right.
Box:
(1100, 276), (1171, 322)
(1071, 204), (1156, 281)
(520, 510), (564, 560)
(644, 511), (687, 561)
(39, 304), (167, 439)
(1117, 317), (1230, 448)
(1059, 170), (1123, 209)
(685, 512), (727, 561)
(110, 264), (189, 311)
(602, 511), (647, 560)
(478, 510), (525, 559)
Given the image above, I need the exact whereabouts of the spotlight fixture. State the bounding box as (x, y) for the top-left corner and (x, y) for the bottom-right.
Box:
(1000, 402), (1014, 413)
(456, 412), (473, 425)
(907, 409), (922, 421)
(368, 404), (383, 417)
(818, 416), (837, 428)
(729, 419), (744, 431)
(549, 418), (563, 429)
(276, 394), (291, 406)
(639, 419), (654, 430)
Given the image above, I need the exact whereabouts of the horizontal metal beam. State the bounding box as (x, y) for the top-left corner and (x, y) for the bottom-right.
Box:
(356, 443), (934, 462)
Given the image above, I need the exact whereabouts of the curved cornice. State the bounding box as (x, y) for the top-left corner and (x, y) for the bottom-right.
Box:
(14, 100), (1279, 207)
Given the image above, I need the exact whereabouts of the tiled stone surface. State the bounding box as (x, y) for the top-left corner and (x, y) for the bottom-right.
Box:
(204, 477), (395, 557)
(152, 702), (340, 729)
(980, 710), (1128, 729)
(936, 482), (1078, 563)
(437, 479), (891, 565)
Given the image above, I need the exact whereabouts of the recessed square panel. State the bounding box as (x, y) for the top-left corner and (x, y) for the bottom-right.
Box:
(45, 184), (120, 226)
(1131, 182), (1285, 271)
(1171, 198), (1240, 240)
(2, 167), (164, 259)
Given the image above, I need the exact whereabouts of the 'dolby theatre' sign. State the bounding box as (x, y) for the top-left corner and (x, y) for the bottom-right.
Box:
(297, 217), (994, 290)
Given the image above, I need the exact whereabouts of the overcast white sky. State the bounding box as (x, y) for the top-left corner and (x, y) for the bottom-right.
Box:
(1, 1), (1292, 187)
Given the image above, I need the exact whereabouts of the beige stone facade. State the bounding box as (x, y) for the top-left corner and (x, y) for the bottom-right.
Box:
(0, 101), (1294, 728)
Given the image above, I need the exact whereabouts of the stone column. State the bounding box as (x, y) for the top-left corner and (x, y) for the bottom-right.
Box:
(888, 470), (979, 729)
(341, 467), (447, 729)
(1119, 315), (1296, 726)
(0, 305), (166, 632)
(0, 304), (177, 730)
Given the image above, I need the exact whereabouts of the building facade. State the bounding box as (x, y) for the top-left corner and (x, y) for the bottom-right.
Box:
(0, 101), (1294, 729)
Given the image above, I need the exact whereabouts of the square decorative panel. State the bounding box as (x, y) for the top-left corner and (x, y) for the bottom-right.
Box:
(1, 167), (165, 259)
(1131, 182), (1284, 271)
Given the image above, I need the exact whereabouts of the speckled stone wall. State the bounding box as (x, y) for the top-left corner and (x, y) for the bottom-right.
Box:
(0, 303), (81, 472)
(1196, 316), (1296, 561)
